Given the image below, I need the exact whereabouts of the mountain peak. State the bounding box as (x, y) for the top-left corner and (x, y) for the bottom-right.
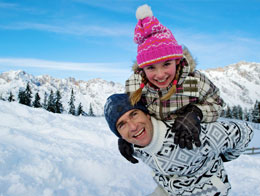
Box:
(201, 62), (260, 108)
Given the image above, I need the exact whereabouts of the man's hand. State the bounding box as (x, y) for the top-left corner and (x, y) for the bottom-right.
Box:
(118, 138), (139, 164)
(172, 104), (203, 150)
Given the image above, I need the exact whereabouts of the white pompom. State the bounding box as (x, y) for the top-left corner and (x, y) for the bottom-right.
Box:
(136, 4), (153, 20)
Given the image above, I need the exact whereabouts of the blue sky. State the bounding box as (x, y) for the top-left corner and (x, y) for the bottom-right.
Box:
(0, 0), (259, 84)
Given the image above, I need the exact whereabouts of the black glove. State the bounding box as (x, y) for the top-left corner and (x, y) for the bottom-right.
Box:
(172, 104), (203, 150)
(118, 138), (139, 164)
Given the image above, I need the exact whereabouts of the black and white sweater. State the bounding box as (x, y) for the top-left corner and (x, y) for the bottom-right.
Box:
(134, 118), (254, 196)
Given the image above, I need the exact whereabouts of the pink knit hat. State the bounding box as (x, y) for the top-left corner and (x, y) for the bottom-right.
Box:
(134, 4), (183, 68)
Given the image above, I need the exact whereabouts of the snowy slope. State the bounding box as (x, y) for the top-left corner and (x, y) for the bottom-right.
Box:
(0, 100), (260, 196)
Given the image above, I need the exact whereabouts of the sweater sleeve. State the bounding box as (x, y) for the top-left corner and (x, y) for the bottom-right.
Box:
(219, 121), (254, 162)
(193, 70), (225, 123)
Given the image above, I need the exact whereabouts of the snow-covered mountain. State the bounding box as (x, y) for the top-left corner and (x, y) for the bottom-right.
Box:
(0, 61), (259, 114)
(200, 61), (260, 109)
(0, 70), (124, 115)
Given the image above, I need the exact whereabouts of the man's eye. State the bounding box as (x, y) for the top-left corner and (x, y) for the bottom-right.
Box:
(132, 111), (139, 117)
(117, 123), (125, 130)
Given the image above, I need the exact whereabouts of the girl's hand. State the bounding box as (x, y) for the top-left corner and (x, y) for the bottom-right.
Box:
(171, 105), (202, 149)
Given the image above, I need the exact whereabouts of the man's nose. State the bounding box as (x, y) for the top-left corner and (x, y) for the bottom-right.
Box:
(128, 120), (137, 131)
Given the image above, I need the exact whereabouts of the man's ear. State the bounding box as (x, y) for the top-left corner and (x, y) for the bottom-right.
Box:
(176, 59), (181, 65)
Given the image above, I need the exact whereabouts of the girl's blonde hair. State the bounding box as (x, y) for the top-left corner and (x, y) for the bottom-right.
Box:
(130, 60), (183, 105)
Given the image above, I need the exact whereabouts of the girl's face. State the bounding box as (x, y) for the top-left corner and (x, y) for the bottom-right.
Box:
(143, 60), (178, 89)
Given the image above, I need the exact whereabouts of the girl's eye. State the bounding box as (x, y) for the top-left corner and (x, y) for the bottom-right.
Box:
(164, 62), (171, 66)
(145, 66), (154, 70)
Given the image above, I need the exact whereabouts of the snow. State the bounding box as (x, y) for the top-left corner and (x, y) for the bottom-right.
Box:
(0, 100), (260, 196)
(200, 61), (260, 108)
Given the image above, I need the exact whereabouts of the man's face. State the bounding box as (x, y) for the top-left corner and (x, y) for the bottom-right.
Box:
(116, 109), (153, 147)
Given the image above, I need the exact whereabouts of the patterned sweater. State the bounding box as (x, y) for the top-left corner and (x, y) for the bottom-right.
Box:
(125, 58), (225, 122)
(134, 117), (254, 196)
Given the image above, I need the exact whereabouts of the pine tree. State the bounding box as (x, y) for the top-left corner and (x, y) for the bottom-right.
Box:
(68, 89), (76, 115)
(24, 82), (32, 106)
(43, 92), (48, 109)
(47, 90), (55, 113)
(225, 105), (232, 118)
(76, 102), (85, 116)
(33, 92), (42, 108)
(18, 88), (26, 105)
(237, 105), (243, 120)
(8, 91), (15, 102)
(88, 103), (94, 116)
(220, 109), (225, 117)
(244, 108), (250, 121)
(231, 106), (238, 119)
(54, 90), (63, 113)
(252, 100), (260, 123)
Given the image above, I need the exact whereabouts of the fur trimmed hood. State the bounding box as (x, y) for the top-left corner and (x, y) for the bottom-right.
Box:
(132, 46), (197, 73)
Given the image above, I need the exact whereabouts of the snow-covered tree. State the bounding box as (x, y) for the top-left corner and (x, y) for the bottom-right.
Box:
(68, 89), (76, 115)
(18, 89), (26, 105)
(76, 102), (85, 116)
(33, 92), (42, 108)
(252, 100), (260, 123)
(47, 90), (55, 113)
(231, 106), (238, 119)
(43, 92), (48, 109)
(18, 82), (32, 106)
(225, 105), (232, 118)
(8, 91), (15, 102)
(88, 103), (94, 116)
(237, 105), (243, 120)
(24, 82), (32, 106)
(54, 90), (63, 113)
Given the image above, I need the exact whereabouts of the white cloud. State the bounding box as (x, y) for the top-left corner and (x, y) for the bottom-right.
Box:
(173, 29), (260, 68)
(0, 2), (17, 8)
(0, 22), (132, 37)
(0, 58), (130, 74)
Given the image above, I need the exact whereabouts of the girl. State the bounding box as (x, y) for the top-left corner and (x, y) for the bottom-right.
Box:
(118, 4), (225, 164)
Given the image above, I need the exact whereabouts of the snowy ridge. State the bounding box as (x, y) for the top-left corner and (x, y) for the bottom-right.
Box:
(0, 100), (259, 196)
(0, 70), (124, 115)
(200, 61), (260, 108)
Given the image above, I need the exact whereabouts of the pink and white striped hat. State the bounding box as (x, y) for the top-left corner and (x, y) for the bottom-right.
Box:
(134, 4), (183, 68)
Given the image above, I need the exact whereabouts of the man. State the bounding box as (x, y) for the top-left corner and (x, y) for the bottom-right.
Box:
(104, 93), (253, 196)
